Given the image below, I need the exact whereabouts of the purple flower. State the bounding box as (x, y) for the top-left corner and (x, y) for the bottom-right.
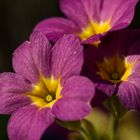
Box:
(82, 29), (140, 111)
(0, 32), (94, 140)
(33, 0), (138, 45)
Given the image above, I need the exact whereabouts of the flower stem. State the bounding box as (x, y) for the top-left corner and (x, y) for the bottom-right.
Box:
(105, 95), (126, 140)
(109, 115), (118, 140)
(105, 95), (126, 119)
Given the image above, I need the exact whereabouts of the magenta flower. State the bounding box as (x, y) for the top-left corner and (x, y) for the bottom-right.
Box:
(0, 32), (94, 140)
(33, 0), (138, 45)
(82, 29), (140, 110)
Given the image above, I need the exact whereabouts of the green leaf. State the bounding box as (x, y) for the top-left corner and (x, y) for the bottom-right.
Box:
(56, 119), (81, 131)
(68, 132), (85, 140)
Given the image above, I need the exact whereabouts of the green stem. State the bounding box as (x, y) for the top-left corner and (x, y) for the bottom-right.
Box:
(105, 95), (126, 140)
(56, 119), (95, 140)
(79, 119), (97, 140)
(110, 116), (118, 140)
(79, 127), (90, 140)
(105, 95), (126, 119)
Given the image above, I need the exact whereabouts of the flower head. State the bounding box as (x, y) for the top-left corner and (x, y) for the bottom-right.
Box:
(82, 29), (140, 110)
(34, 0), (138, 46)
(0, 32), (94, 140)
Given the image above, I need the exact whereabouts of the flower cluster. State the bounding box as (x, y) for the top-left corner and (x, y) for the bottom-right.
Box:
(0, 0), (140, 140)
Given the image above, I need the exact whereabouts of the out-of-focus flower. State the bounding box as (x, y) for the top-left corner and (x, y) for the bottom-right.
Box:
(82, 29), (140, 110)
(34, 0), (138, 46)
(117, 111), (140, 140)
(0, 32), (94, 140)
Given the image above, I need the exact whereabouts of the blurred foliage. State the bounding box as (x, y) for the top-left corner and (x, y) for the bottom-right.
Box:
(69, 108), (140, 140)
(0, 0), (140, 140)
(117, 111), (140, 140)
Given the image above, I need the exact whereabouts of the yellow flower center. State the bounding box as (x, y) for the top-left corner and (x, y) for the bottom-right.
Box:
(45, 94), (53, 102)
(96, 55), (134, 83)
(27, 76), (62, 109)
(77, 20), (111, 46)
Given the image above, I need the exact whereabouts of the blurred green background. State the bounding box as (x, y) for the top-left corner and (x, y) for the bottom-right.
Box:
(0, 0), (140, 140)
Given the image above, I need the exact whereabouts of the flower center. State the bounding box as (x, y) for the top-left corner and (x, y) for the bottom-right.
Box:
(77, 19), (111, 46)
(27, 76), (62, 108)
(111, 73), (120, 80)
(46, 94), (53, 103)
(96, 55), (134, 83)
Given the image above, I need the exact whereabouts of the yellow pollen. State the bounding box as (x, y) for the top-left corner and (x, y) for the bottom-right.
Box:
(46, 95), (53, 102)
(96, 55), (134, 83)
(26, 76), (62, 109)
(77, 19), (111, 46)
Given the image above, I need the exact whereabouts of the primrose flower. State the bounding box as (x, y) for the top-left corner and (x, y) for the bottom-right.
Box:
(34, 0), (138, 46)
(0, 32), (94, 140)
(82, 29), (140, 110)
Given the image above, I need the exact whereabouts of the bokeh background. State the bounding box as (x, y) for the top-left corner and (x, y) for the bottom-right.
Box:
(0, 0), (140, 140)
